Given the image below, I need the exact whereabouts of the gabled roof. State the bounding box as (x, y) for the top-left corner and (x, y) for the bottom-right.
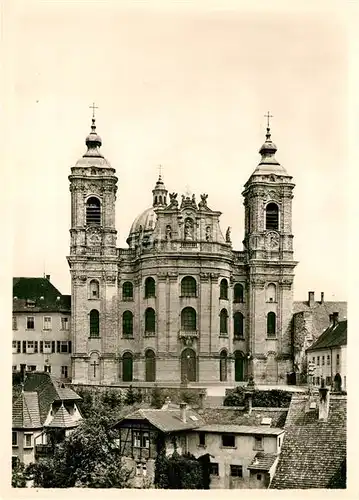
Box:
(307, 320), (347, 351)
(248, 452), (278, 471)
(197, 408), (288, 429)
(195, 424), (284, 436)
(45, 404), (79, 429)
(13, 277), (71, 312)
(12, 392), (41, 429)
(270, 394), (347, 489)
(293, 300), (347, 340)
(116, 408), (205, 433)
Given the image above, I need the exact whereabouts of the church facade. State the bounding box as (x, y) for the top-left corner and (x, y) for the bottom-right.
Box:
(68, 117), (297, 386)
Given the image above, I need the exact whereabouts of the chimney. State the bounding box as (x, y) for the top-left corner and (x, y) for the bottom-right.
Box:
(320, 292), (324, 304)
(244, 391), (253, 415)
(318, 379), (330, 421)
(308, 291), (315, 307)
(198, 390), (206, 410)
(332, 312), (339, 326)
(179, 402), (187, 423)
(46, 274), (50, 281)
(20, 364), (26, 384)
(329, 313), (334, 325)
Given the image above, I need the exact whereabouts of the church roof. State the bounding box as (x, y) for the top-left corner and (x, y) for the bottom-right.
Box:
(13, 277), (71, 312)
(307, 320), (347, 351)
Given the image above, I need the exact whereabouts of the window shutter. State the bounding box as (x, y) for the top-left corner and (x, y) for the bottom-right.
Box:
(57, 341), (60, 353)
(52, 341), (56, 353)
(40, 341), (43, 353)
(17, 341), (21, 353)
(34, 341), (38, 353)
(68, 341), (72, 353)
(22, 341), (27, 353)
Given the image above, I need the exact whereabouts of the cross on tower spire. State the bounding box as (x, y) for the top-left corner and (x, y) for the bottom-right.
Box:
(158, 164), (163, 179)
(264, 111), (273, 129)
(89, 102), (99, 119)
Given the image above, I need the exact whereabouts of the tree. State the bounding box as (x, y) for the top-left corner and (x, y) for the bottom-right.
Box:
(124, 385), (142, 405)
(154, 451), (208, 489)
(12, 461), (27, 488)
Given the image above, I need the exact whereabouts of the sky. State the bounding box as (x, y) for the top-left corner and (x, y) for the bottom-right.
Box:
(7, 0), (348, 301)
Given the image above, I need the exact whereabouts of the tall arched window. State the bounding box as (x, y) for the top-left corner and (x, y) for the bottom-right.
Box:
(89, 279), (99, 299)
(220, 279), (228, 300)
(122, 282), (133, 301)
(267, 312), (276, 337)
(145, 277), (156, 298)
(234, 351), (246, 382)
(86, 197), (101, 226)
(233, 283), (244, 303)
(266, 203), (279, 230)
(89, 309), (99, 337)
(266, 283), (277, 303)
(220, 350), (228, 382)
(145, 308), (156, 334)
(181, 276), (197, 297)
(145, 350), (156, 382)
(122, 311), (133, 337)
(122, 352), (133, 382)
(181, 307), (197, 331)
(234, 312), (244, 338)
(220, 309), (228, 334)
(181, 348), (196, 382)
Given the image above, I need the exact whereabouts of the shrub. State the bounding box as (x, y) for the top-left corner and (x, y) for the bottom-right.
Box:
(223, 386), (246, 406)
(151, 386), (165, 409)
(124, 385), (142, 405)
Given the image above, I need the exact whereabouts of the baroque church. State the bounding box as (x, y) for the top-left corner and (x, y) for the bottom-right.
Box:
(68, 115), (297, 386)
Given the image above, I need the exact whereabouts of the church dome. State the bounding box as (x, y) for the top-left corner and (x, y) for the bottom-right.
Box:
(129, 207), (157, 235)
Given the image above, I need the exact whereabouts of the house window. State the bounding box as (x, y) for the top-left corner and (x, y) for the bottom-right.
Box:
(145, 308), (156, 333)
(44, 341), (52, 353)
(199, 432), (206, 447)
(27, 341), (34, 353)
(210, 463), (219, 476)
(145, 277), (156, 298)
(234, 312), (244, 338)
(233, 283), (244, 303)
(86, 196), (101, 226)
(222, 434), (235, 448)
(24, 433), (33, 448)
(61, 317), (69, 330)
(267, 312), (276, 337)
(89, 309), (100, 337)
(220, 279), (228, 300)
(336, 353), (340, 365)
(12, 341), (17, 354)
(27, 316), (35, 330)
(12, 316), (17, 330)
(89, 279), (100, 299)
(133, 431), (149, 448)
(316, 376), (320, 385)
(326, 376), (331, 386)
(60, 341), (69, 353)
(181, 276), (197, 297)
(181, 307), (197, 331)
(322, 356), (325, 366)
(61, 366), (68, 378)
(327, 355), (330, 365)
(27, 365), (36, 372)
(43, 316), (52, 330)
(254, 436), (264, 450)
(44, 365), (51, 373)
(265, 202), (279, 230)
(12, 431), (18, 447)
(122, 311), (133, 337)
(230, 465), (243, 477)
(257, 474), (262, 481)
(12, 365), (17, 372)
(317, 356), (320, 366)
(122, 281), (134, 301)
(220, 308), (228, 334)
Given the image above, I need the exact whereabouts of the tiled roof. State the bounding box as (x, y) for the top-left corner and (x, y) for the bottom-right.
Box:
(293, 300), (347, 340)
(248, 452), (278, 471)
(270, 394), (347, 489)
(196, 424), (284, 436)
(197, 408), (288, 428)
(12, 392), (41, 429)
(307, 320), (347, 351)
(45, 404), (79, 429)
(117, 408), (206, 433)
(13, 277), (71, 312)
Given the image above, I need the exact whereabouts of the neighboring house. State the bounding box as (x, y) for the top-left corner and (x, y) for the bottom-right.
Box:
(12, 276), (72, 380)
(270, 386), (347, 489)
(306, 314), (347, 390)
(113, 395), (287, 489)
(292, 291), (347, 382)
(12, 370), (83, 466)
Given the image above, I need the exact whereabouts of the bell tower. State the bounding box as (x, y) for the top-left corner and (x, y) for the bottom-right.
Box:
(242, 116), (297, 383)
(67, 109), (119, 384)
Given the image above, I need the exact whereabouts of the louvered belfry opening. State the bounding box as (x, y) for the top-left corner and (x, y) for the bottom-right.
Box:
(86, 197), (101, 226)
(266, 203), (279, 230)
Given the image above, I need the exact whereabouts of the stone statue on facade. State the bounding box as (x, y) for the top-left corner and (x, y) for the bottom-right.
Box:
(166, 225), (172, 240)
(168, 192), (178, 208)
(226, 226), (231, 243)
(198, 193), (208, 209)
(205, 226), (212, 241)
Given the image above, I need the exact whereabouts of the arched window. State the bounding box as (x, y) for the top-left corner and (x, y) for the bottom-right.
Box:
(181, 276), (197, 297)
(89, 309), (99, 337)
(122, 352), (133, 382)
(234, 351), (246, 382)
(220, 350), (228, 382)
(145, 350), (156, 382)
(122, 311), (133, 337)
(86, 197), (101, 226)
(266, 203), (279, 230)
(267, 312), (276, 337)
(145, 308), (156, 334)
(220, 309), (228, 334)
(181, 307), (196, 331)
(89, 279), (99, 299)
(233, 283), (244, 303)
(181, 348), (196, 382)
(266, 283), (276, 303)
(220, 279), (228, 300)
(145, 277), (156, 299)
(234, 312), (244, 338)
(122, 282), (133, 301)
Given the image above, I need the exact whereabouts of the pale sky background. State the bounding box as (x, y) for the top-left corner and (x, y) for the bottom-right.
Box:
(8, 0), (348, 301)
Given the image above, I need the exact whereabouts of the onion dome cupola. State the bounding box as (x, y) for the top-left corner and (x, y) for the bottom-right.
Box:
(74, 116), (112, 169)
(250, 123), (289, 177)
(152, 173), (168, 208)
